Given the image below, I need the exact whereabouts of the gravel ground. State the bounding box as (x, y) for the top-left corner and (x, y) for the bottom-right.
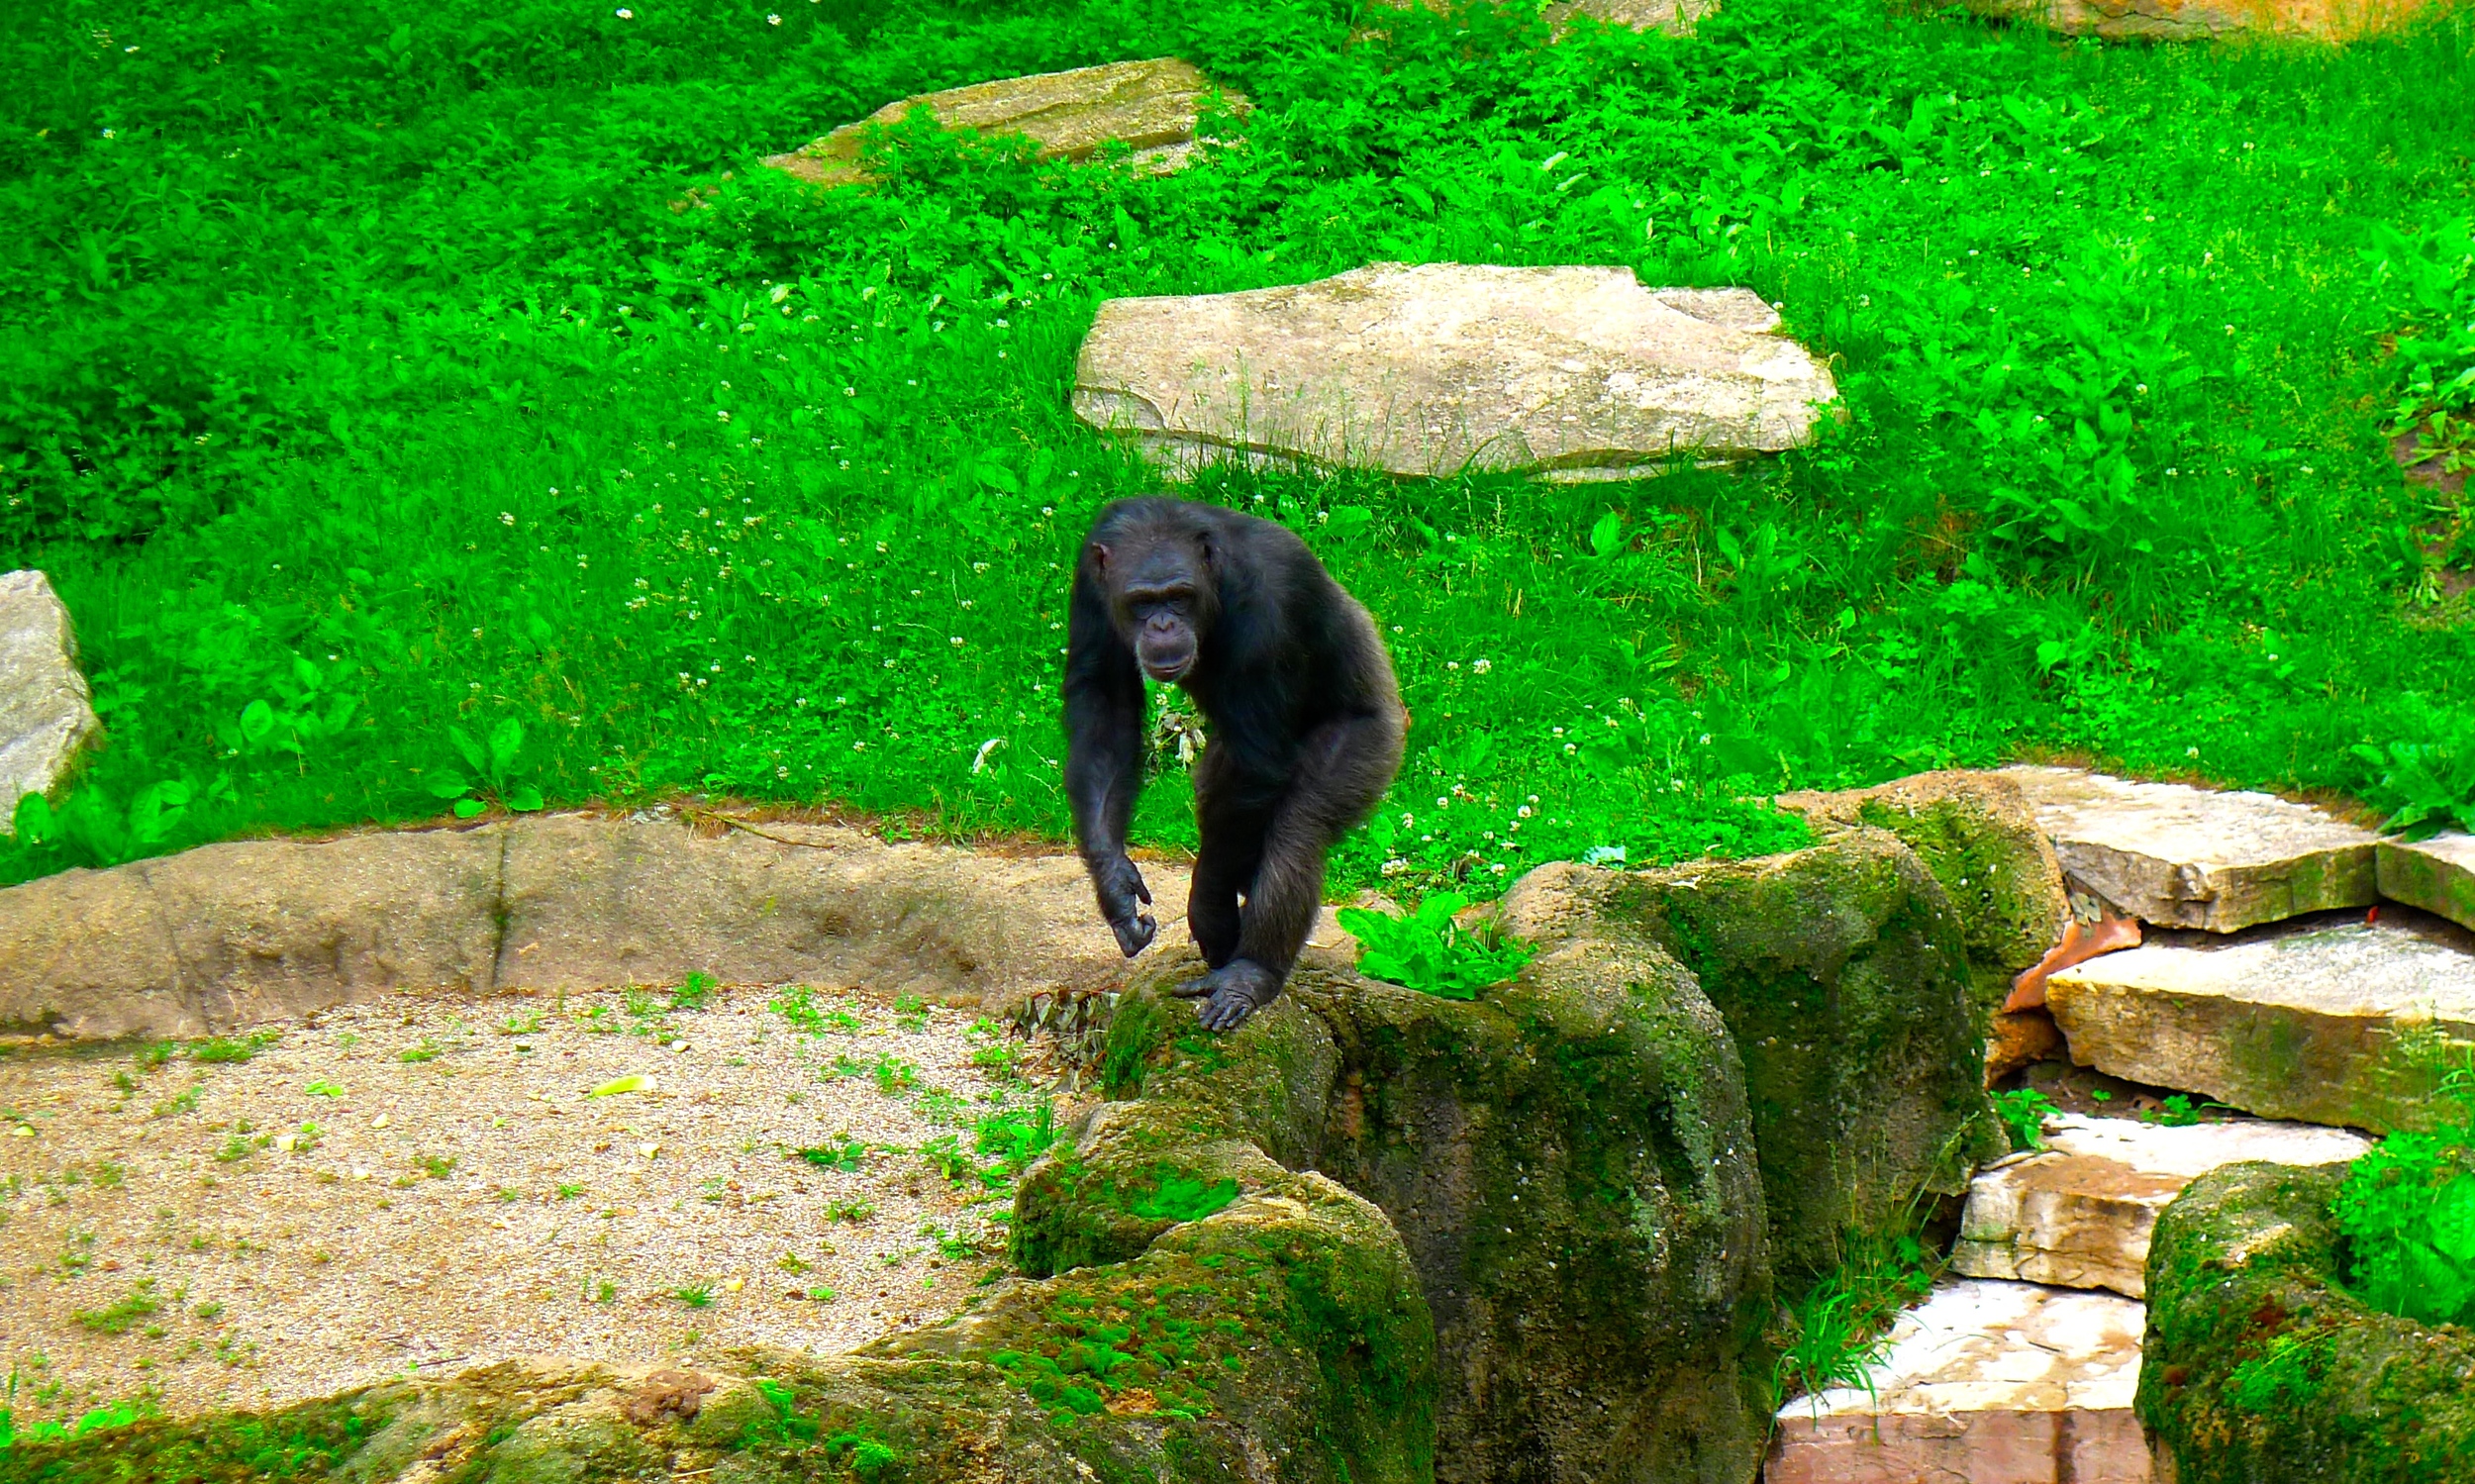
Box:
(0, 983), (1042, 1427)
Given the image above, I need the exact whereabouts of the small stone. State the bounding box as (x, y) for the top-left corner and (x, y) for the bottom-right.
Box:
(2378, 832), (2475, 935)
(639, 1142), (659, 1160)
(372, 1114), (390, 1130)
(2003, 765), (2377, 932)
(1951, 1114), (2369, 1297)
(2047, 910), (2475, 1133)
(1766, 1278), (2151, 1484)
(1960, 0), (2428, 41)
(0, 570), (102, 835)
(11, 1124), (33, 1138)
(667, 1039), (689, 1052)
(1074, 264), (1838, 481)
(723, 1277), (744, 1293)
(761, 58), (1242, 188)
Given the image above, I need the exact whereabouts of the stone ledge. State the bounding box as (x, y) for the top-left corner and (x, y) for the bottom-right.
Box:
(2379, 833), (2475, 935)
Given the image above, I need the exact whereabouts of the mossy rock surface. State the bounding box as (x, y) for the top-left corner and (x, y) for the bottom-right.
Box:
(2140, 1160), (2475, 1482)
(1502, 831), (2003, 1278)
(1776, 768), (2070, 1032)
(1078, 940), (1772, 1484)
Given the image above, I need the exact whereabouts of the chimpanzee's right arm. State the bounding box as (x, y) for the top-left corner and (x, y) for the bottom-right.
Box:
(1062, 559), (1155, 956)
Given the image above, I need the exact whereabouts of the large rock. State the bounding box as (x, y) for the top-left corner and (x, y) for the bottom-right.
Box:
(2381, 832), (2475, 935)
(0, 1155), (1435, 1482)
(1372, 0), (1716, 36)
(2141, 1161), (2475, 1482)
(1778, 770), (2072, 1072)
(1042, 942), (1776, 1484)
(1072, 264), (1838, 481)
(1951, 1114), (2369, 1298)
(0, 813), (1191, 1038)
(1767, 1278), (2152, 1484)
(0, 569), (100, 833)
(1500, 833), (2003, 1277)
(2003, 765), (2378, 933)
(760, 58), (1240, 187)
(2045, 909), (2475, 1134)
(1963, 0), (2450, 42)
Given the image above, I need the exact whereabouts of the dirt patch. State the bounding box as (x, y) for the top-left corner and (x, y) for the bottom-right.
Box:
(0, 983), (1035, 1427)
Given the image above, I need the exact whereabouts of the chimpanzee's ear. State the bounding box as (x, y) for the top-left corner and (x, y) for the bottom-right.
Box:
(1087, 541), (1111, 570)
(1195, 530), (1216, 571)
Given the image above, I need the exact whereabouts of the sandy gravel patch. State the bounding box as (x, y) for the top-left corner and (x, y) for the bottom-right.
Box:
(0, 982), (1042, 1427)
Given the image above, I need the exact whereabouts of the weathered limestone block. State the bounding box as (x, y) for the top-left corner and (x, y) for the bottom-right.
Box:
(1963, 0), (2454, 42)
(1768, 1278), (2152, 1484)
(0, 814), (1190, 1039)
(2141, 1161), (2475, 1482)
(2045, 911), (2475, 1133)
(1778, 769), (2072, 1038)
(0, 569), (100, 831)
(1372, 0), (1716, 37)
(2003, 765), (2378, 932)
(1501, 833), (2002, 1277)
(1063, 939), (1775, 1484)
(1073, 264), (1838, 480)
(2381, 832), (2475, 935)
(761, 58), (1241, 187)
(1951, 1114), (2369, 1297)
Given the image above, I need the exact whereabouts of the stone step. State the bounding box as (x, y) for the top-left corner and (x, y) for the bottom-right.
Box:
(2045, 907), (2475, 1134)
(0, 568), (99, 835)
(1950, 1113), (2369, 1297)
(2002, 765), (2378, 933)
(1766, 1278), (2150, 1484)
(2380, 833), (2475, 935)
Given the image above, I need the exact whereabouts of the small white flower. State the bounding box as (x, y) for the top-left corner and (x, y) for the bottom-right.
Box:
(1472, 657), (1492, 674)
(500, 511), (516, 525)
(949, 636), (964, 646)
(1436, 797), (1449, 809)
(615, 7), (631, 16)
(1517, 805), (1533, 819)
(1447, 660), (1460, 670)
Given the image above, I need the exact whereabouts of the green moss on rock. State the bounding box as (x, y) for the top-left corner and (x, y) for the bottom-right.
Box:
(1501, 832), (2004, 1279)
(2140, 1160), (2475, 1482)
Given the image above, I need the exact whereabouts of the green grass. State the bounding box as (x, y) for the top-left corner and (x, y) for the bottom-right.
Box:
(2, 0), (2471, 889)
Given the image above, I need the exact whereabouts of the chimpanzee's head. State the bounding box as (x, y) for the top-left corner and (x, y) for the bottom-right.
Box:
(1089, 517), (1220, 685)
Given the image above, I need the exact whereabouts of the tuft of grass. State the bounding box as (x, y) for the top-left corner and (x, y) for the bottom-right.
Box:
(191, 1035), (274, 1065)
(72, 1282), (161, 1336)
(672, 1283), (715, 1309)
(1769, 1225), (1941, 1408)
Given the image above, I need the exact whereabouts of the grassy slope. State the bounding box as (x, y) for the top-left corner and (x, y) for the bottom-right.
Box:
(0, 0), (2470, 891)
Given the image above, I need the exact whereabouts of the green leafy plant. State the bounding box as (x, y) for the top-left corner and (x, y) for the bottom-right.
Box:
(672, 1283), (714, 1309)
(2335, 1058), (2475, 1328)
(2351, 739), (2475, 841)
(1770, 1225), (1941, 1406)
(425, 720), (544, 819)
(1993, 1087), (2058, 1151)
(1336, 894), (1532, 1000)
(191, 1033), (275, 1065)
(796, 1137), (867, 1172)
(669, 972), (717, 1012)
(72, 1282), (161, 1335)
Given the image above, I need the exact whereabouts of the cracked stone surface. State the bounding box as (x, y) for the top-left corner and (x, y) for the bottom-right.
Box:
(2380, 832), (2475, 936)
(1960, 0), (2448, 41)
(0, 813), (1198, 1039)
(2002, 765), (2378, 933)
(1951, 1113), (2369, 1298)
(760, 58), (1240, 187)
(0, 569), (100, 833)
(1072, 263), (1838, 479)
(1371, 0), (1717, 36)
(2045, 908), (2475, 1134)
(1767, 1277), (2152, 1484)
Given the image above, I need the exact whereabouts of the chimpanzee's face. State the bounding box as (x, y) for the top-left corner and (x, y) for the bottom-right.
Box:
(1096, 533), (1216, 684)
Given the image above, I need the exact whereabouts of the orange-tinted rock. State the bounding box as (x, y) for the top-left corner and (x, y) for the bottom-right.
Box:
(1964, 0), (2455, 41)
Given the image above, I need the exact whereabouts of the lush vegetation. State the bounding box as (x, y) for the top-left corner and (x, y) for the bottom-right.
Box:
(2334, 1052), (2475, 1328)
(3, 0), (2472, 890)
(1336, 892), (1533, 996)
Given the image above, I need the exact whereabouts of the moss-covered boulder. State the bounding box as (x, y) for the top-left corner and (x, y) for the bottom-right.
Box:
(1501, 832), (2003, 1277)
(1, 1156), (1433, 1484)
(1053, 940), (1774, 1484)
(1777, 769), (2071, 1061)
(2140, 1160), (2475, 1482)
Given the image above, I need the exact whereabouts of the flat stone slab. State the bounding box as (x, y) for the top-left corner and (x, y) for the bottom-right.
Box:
(1951, 1113), (2369, 1297)
(2003, 765), (2377, 932)
(1072, 263), (1838, 479)
(1962, 0), (2446, 41)
(1373, 0), (1716, 36)
(1767, 1278), (2151, 1484)
(2046, 910), (2475, 1134)
(0, 569), (100, 833)
(2380, 833), (2475, 935)
(761, 58), (1238, 187)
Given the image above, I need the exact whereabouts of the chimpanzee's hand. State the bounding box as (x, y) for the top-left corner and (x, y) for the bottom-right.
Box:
(1169, 960), (1282, 1033)
(1091, 853), (1156, 957)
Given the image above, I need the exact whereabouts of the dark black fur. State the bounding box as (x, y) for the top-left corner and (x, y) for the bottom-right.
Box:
(1064, 498), (1406, 1032)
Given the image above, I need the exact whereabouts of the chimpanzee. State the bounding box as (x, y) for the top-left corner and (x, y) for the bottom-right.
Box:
(1064, 497), (1406, 1032)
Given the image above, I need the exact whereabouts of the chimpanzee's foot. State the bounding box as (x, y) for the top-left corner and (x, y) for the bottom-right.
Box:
(1168, 959), (1283, 1033)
